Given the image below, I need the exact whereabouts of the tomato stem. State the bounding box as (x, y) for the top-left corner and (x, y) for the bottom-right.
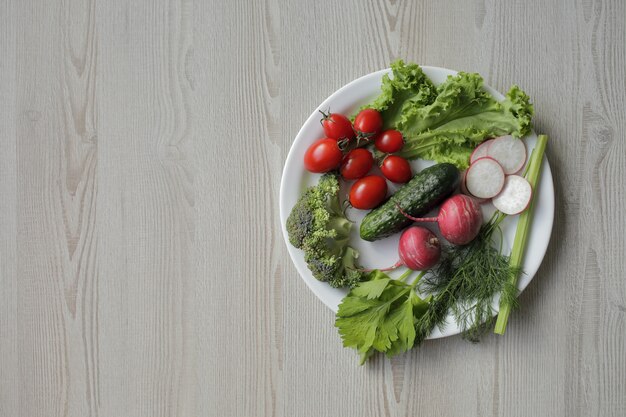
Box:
(318, 108), (332, 124)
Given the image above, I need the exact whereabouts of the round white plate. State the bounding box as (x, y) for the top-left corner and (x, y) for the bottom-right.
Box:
(279, 66), (554, 338)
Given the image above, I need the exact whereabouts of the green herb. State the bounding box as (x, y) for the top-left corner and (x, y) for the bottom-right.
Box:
(494, 134), (549, 334)
(335, 269), (430, 364)
(419, 213), (520, 342)
(336, 212), (525, 364)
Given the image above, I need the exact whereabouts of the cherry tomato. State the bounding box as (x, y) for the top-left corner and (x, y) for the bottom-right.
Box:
(353, 108), (383, 138)
(319, 111), (354, 140)
(375, 130), (404, 153)
(349, 175), (388, 209)
(303, 138), (342, 173)
(340, 148), (374, 180)
(381, 155), (412, 183)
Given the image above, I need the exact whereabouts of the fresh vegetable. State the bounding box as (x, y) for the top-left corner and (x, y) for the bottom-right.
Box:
(349, 175), (388, 210)
(492, 175), (532, 215)
(360, 61), (437, 130)
(291, 60), (545, 365)
(459, 170), (488, 203)
(319, 110), (354, 141)
(396, 194), (483, 245)
(380, 155), (412, 183)
(399, 227), (440, 270)
(375, 130), (404, 153)
(365, 226), (441, 272)
(335, 269), (430, 364)
(286, 172), (364, 288)
(393, 226), (441, 270)
(340, 148), (374, 180)
(487, 135), (527, 174)
(353, 108), (383, 140)
(303, 138), (343, 173)
(470, 139), (494, 164)
(495, 134), (549, 334)
(416, 211), (521, 343)
(360, 163), (459, 241)
(362, 60), (533, 169)
(338, 209), (524, 364)
(465, 157), (505, 198)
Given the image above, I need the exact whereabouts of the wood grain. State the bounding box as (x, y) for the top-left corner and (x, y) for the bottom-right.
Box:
(0, 0), (624, 416)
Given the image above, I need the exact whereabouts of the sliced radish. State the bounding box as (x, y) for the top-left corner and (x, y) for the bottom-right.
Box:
(465, 157), (505, 199)
(470, 139), (494, 164)
(487, 135), (527, 175)
(460, 169), (489, 203)
(492, 175), (532, 215)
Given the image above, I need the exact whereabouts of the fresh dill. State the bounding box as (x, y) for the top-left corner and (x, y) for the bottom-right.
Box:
(414, 212), (521, 343)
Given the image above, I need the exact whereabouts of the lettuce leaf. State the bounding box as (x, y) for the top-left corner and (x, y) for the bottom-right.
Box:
(365, 62), (533, 169)
(362, 60), (437, 130)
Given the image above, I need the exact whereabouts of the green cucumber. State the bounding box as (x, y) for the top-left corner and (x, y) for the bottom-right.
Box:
(360, 163), (460, 241)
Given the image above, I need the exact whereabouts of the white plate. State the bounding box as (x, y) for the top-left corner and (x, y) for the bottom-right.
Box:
(279, 66), (554, 338)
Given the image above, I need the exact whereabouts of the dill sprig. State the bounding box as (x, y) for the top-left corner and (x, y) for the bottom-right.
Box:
(414, 212), (521, 343)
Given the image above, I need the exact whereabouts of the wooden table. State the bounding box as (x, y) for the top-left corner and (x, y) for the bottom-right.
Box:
(1, 1), (625, 416)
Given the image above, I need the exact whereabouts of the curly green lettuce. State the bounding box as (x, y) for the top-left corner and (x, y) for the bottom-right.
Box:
(361, 60), (437, 130)
(364, 61), (533, 169)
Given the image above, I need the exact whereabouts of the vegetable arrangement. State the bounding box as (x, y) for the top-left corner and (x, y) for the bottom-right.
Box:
(286, 60), (549, 364)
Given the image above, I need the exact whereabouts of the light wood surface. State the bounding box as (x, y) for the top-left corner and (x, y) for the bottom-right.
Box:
(1, 0), (625, 416)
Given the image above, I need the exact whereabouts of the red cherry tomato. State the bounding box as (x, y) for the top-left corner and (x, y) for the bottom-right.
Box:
(375, 130), (404, 153)
(340, 148), (374, 180)
(381, 155), (412, 183)
(303, 138), (342, 173)
(320, 111), (354, 141)
(349, 175), (388, 209)
(353, 108), (383, 138)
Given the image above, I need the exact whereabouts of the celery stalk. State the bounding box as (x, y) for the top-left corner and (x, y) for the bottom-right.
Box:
(494, 135), (549, 334)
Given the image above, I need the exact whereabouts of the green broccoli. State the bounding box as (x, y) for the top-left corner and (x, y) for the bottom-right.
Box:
(286, 172), (364, 288)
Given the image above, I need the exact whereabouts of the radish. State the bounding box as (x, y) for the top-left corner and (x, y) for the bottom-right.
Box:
(367, 226), (441, 272)
(470, 139), (494, 164)
(459, 169), (488, 203)
(487, 135), (527, 174)
(395, 194), (483, 245)
(397, 227), (441, 270)
(492, 175), (533, 215)
(465, 157), (505, 199)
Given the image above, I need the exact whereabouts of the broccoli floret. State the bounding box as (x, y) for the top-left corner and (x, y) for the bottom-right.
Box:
(286, 173), (365, 288)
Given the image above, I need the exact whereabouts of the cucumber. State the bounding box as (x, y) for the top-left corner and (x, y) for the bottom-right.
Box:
(360, 163), (460, 241)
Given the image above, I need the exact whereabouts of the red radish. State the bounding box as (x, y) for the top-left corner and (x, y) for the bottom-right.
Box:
(492, 175), (533, 215)
(487, 135), (527, 174)
(398, 227), (441, 270)
(470, 139), (495, 164)
(395, 194), (483, 245)
(367, 226), (441, 272)
(465, 157), (505, 199)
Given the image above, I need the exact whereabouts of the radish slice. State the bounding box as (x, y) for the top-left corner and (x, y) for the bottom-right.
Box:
(460, 169), (488, 203)
(465, 157), (505, 199)
(470, 139), (494, 164)
(487, 135), (527, 174)
(492, 175), (532, 215)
